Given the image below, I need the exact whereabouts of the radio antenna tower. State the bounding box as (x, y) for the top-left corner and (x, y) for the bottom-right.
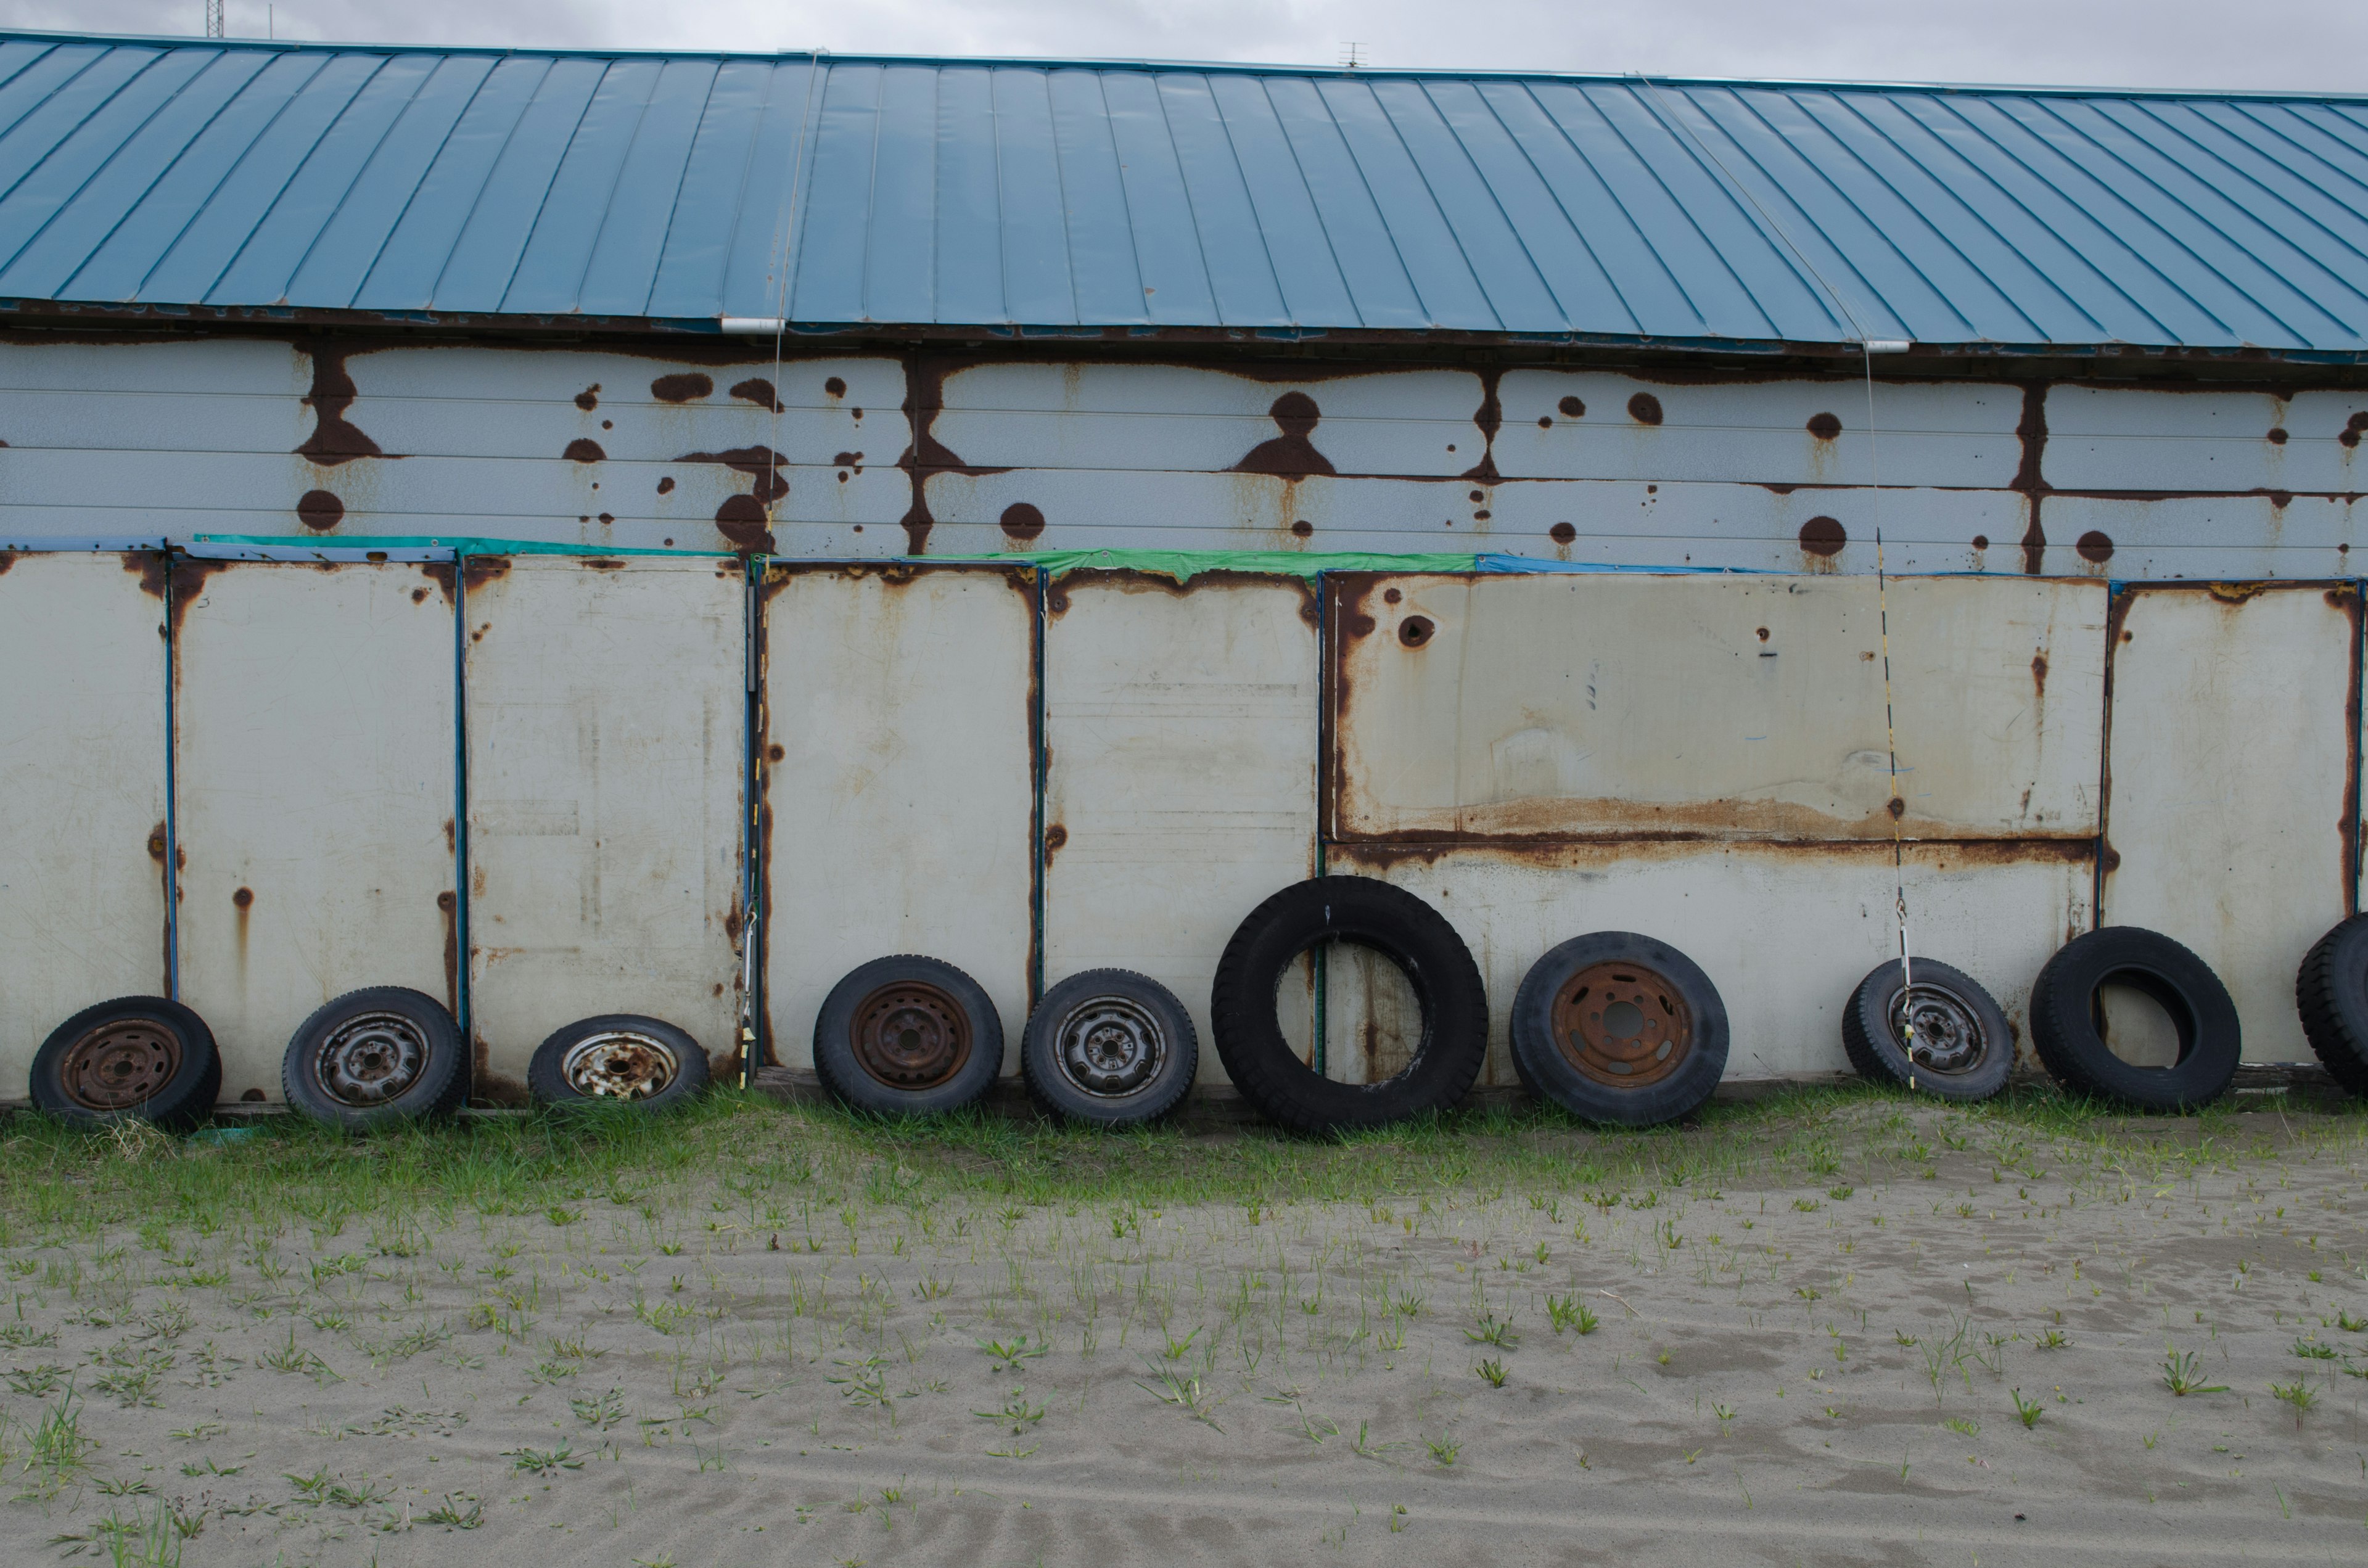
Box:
(205, 0), (225, 36)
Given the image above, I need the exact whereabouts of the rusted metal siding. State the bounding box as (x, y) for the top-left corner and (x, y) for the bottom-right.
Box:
(760, 562), (1037, 1072)
(172, 560), (456, 1099)
(1332, 840), (2094, 1084)
(462, 555), (747, 1101)
(1040, 572), (1320, 1085)
(1330, 573), (2105, 844)
(2100, 583), (2362, 1064)
(1, 340), (2364, 579)
(0, 552), (168, 1098)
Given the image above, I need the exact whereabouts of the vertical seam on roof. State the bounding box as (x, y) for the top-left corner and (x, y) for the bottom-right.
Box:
(1146, 73), (1225, 323)
(853, 63), (886, 322)
(566, 59), (670, 312)
(0, 46), (205, 280)
(424, 55), (550, 308)
(1236, 76), (1333, 327)
(1301, 76), (1433, 327)
(342, 57), (505, 310)
(128, 51), (326, 302)
(1516, 80), (1701, 332)
(715, 56), (784, 319)
(1823, 91), (2077, 342)
(1605, 82), (1807, 340)
(1717, 87), (1960, 339)
(56, 50), (281, 301)
(989, 68), (1011, 321)
(0, 43), (159, 213)
(635, 61), (726, 317)
(2128, 98), (2368, 296)
(0, 43), (91, 151)
(1915, 93), (2180, 344)
(1411, 78), (1566, 330)
(486, 58), (602, 312)
(1473, 81), (1642, 335)
(2216, 101), (2368, 228)
(1040, 68), (1083, 324)
(1090, 70), (1150, 322)
(271, 52), (432, 302)
(2018, 94), (2290, 343)
(200, 51), (396, 306)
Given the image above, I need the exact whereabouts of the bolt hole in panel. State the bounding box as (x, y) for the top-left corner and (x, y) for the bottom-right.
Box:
(464, 557), (746, 1104)
(0, 554), (170, 1100)
(1042, 574), (1320, 1086)
(1333, 840), (2093, 1085)
(1329, 574), (2107, 844)
(2100, 583), (2361, 1064)
(762, 564), (1036, 1073)
(173, 560), (456, 1101)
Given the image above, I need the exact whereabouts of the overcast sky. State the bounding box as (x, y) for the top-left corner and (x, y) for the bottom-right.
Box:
(3, 1), (2362, 94)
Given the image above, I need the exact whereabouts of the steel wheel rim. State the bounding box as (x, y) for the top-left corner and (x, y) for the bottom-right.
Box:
(560, 1032), (680, 1100)
(1550, 960), (1693, 1089)
(1889, 979), (1989, 1075)
(850, 981), (972, 1090)
(315, 1011), (429, 1106)
(1054, 995), (1165, 1098)
(60, 1019), (181, 1112)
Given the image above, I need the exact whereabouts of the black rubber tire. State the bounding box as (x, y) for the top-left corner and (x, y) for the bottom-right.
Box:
(527, 1014), (711, 1112)
(1021, 969), (1198, 1127)
(30, 996), (221, 1131)
(812, 955), (1004, 1117)
(1209, 877), (1487, 1135)
(2295, 913), (2368, 1098)
(1841, 958), (2015, 1102)
(2029, 927), (2238, 1110)
(1509, 932), (1727, 1127)
(281, 987), (466, 1131)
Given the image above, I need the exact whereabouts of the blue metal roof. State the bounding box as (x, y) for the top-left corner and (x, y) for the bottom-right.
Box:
(4, 31), (2368, 355)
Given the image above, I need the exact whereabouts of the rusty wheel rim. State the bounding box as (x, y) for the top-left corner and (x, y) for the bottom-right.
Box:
(1550, 961), (1694, 1089)
(850, 982), (972, 1091)
(1889, 981), (1988, 1075)
(60, 1020), (181, 1112)
(561, 1032), (680, 1100)
(314, 1011), (428, 1107)
(1053, 995), (1166, 1099)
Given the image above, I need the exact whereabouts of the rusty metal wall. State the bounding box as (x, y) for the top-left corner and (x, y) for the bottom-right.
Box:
(1040, 572), (1320, 1085)
(760, 563), (1038, 1072)
(0, 552), (170, 1099)
(1330, 841), (2095, 1083)
(2, 337), (2364, 579)
(462, 555), (747, 1101)
(172, 560), (458, 1100)
(1330, 573), (2106, 844)
(2100, 583), (2361, 1065)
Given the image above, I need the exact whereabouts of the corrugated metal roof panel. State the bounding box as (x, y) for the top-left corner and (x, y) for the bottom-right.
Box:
(5, 30), (2368, 353)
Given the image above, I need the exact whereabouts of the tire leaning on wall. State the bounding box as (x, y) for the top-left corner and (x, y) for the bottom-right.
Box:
(2295, 913), (2368, 1098)
(1021, 969), (1198, 1127)
(2028, 927), (2239, 1110)
(812, 955), (1003, 1117)
(1508, 932), (1727, 1128)
(1841, 958), (2015, 1102)
(281, 987), (468, 1131)
(528, 1015), (710, 1112)
(31, 996), (222, 1131)
(1209, 876), (1487, 1136)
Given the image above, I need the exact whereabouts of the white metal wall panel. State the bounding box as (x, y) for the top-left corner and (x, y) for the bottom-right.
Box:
(1331, 573), (2107, 843)
(0, 553), (170, 1098)
(1331, 841), (2094, 1085)
(463, 555), (747, 1100)
(173, 561), (456, 1100)
(2101, 584), (2361, 1065)
(1041, 573), (1320, 1086)
(762, 563), (1037, 1072)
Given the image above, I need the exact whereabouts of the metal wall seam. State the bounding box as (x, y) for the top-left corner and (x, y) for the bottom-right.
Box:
(2094, 577), (2123, 937)
(741, 556), (760, 1086)
(162, 548), (181, 1002)
(452, 546), (471, 1061)
(1030, 562), (1048, 1011)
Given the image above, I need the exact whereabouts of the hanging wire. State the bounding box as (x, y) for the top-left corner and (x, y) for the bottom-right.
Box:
(738, 51), (826, 1089)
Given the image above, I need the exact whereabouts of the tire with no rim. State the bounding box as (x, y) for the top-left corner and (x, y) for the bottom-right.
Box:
(30, 996), (221, 1130)
(1021, 969), (1198, 1127)
(1209, 877), (1487, 1135)
(812, 955), (1003, 1117)
(281, 987), (466, 1131)
(528, 1014), (711, 1112)
(1509, 932), (1727, 1127)
(1841, 958), (2015, 1102)
(2029, 927), (2238, 1110)
(2295, 913), (2368, 1099)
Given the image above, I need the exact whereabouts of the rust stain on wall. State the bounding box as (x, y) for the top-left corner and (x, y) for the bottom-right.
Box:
(1459, 369), (1503, 483)
(564, 438), (606, 462)
(651, 372), (714, 403)
(897, 355), (1010, 554)
(2013, 381), (2050, 574)
(730, 377), (784, 411)
(1233, 391), (1335, 479)
(437, 889), (458, 1016)
(296, 489), (343, 530)
(297, 345), (385, 465)
(165, 556), (227, 634)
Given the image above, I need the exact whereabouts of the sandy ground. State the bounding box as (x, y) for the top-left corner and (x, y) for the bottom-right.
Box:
(4, 1098), (2366, 1566)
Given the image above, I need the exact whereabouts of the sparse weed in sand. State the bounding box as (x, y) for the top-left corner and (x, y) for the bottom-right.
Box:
(1476, 1358), (1508, 1387)
(2271, 1380), (2318, 1419)
(2012, 1390), (2044, 1429)
(2163, 1348), (2229, 1397)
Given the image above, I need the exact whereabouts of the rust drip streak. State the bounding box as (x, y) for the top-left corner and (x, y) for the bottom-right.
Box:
(2012, 381), (2049, 575)
(1458, 369), (1502, 483)
(297, 345), (386, 466)
(898, 353), (1011, 555)
(2336, 584), (2364, 915)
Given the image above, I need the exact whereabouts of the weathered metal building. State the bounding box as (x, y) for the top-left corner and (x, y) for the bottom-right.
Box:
(2, 31), (2366, 1107)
